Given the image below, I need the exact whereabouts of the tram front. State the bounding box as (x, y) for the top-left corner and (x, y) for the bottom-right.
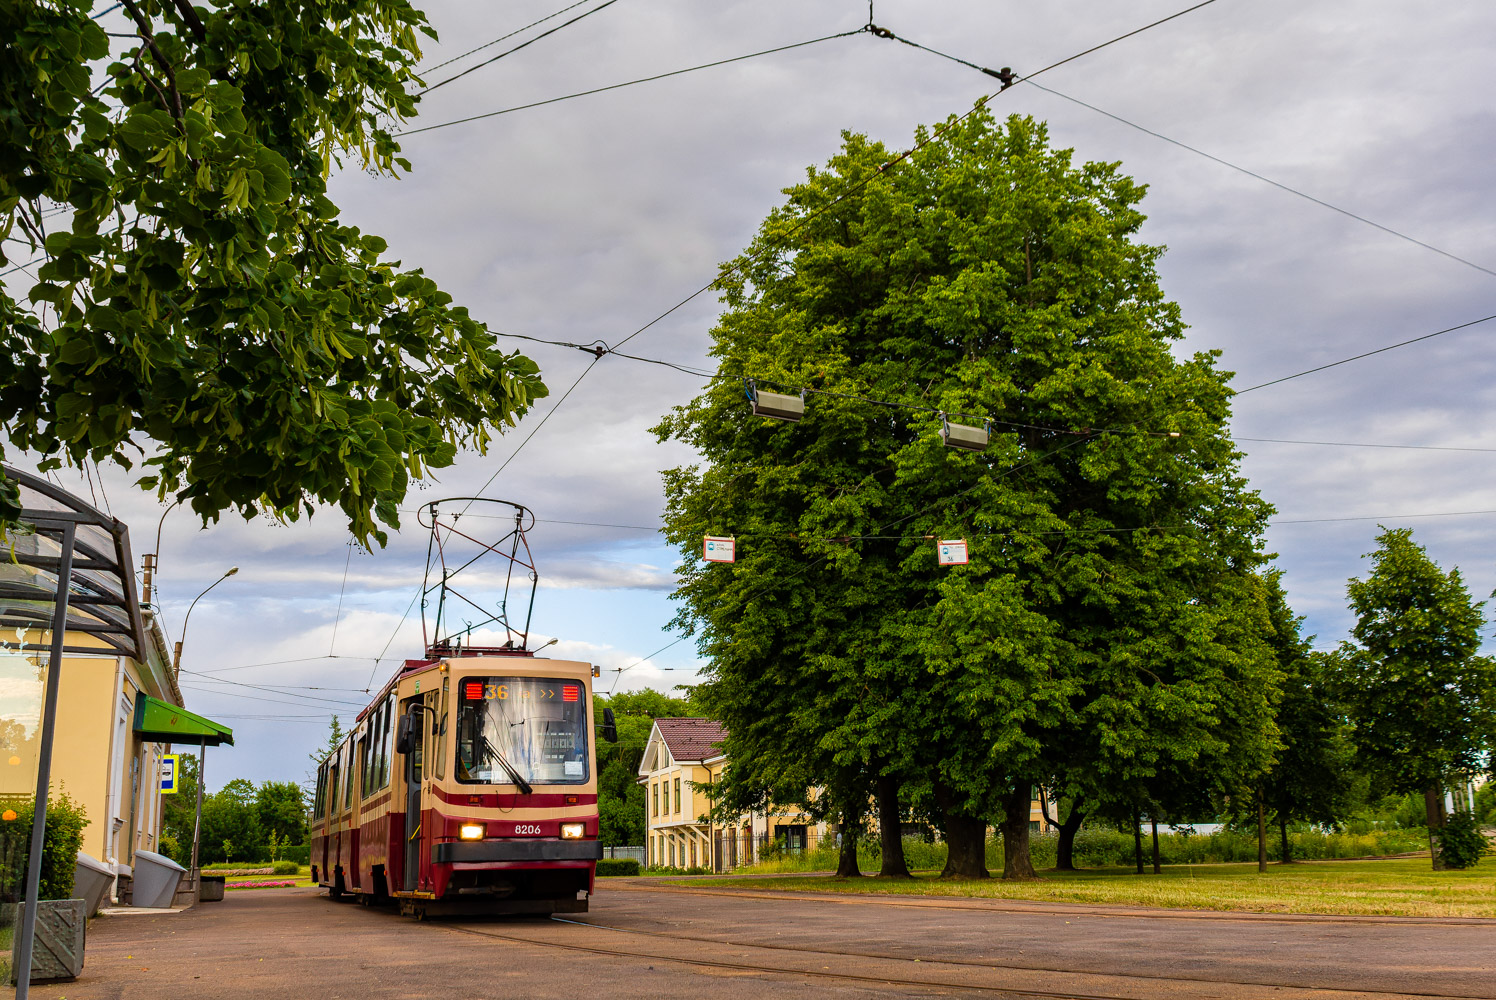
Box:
(399, 655), (609, 916)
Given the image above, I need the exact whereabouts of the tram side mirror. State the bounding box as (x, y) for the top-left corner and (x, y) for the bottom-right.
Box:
(602, 706), (618, 744)
(395, 712), (415, 754)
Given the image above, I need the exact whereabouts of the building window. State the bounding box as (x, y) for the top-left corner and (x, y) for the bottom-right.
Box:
(689, 840), (696, 867)
(652, 783), (659, 816)
(669, 840), (675, 868)
(674, 777), (681, 814)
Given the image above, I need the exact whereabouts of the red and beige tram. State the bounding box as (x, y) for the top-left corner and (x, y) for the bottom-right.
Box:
(309, 648), (614, 917)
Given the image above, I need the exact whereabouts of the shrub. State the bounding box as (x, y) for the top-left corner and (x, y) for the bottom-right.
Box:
(158, 833), (182, 865)
(596, 859), (641, 877)
(0, 791), (89, 901)
(1439, 813), (1488, 869)
(271, 860), (301, 875)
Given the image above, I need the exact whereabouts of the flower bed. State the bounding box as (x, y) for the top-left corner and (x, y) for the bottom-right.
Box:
(225, 880), (297, 889)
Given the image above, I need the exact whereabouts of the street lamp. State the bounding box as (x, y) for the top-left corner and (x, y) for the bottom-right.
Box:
(172, 566), (239, 675)
(170, 565), (238, 900)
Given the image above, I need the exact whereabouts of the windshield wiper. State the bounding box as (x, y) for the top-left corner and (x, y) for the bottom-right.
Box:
(477, 732), (533, 795)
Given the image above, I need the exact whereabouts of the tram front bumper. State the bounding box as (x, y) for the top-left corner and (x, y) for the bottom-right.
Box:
(433, 839), (605, 864)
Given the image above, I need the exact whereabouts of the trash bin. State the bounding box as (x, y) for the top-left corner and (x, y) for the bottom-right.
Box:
(199, 874), (225, 902)
(130, 850), (186, 908)
(73, 852), (114, 916)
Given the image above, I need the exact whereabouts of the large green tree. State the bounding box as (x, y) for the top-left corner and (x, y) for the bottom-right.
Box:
(1338, 527), (1496, 869)
(657, 111), (1281, 881)
(1, 0), (545, 543)
(1257, 573), (1356, 863)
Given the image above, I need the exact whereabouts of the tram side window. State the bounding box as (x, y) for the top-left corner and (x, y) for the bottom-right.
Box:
(328, 757), (340, 816)
(434, 681), (447, 780)
(313, 761), (327, 819)
(343, 742), (356, 810)
(352, 735), (367, 805)
(377, 695), (395, 789)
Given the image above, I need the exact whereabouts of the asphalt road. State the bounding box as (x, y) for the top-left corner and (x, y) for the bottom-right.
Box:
(30, 879), (1496, 999)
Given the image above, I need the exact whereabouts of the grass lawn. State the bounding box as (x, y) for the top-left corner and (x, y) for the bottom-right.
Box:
(692, 858), (1496, 918)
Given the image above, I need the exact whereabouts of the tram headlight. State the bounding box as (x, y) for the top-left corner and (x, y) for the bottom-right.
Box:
(460, 823), (485, 841)
(560, 822), (585, 840)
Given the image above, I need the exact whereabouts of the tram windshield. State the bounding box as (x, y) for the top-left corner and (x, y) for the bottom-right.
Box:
(455, 677), (589, 785)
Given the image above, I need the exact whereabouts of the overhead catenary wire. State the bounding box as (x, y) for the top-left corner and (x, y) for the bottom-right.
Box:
(496, 332), (1496, 455)
(398, 30), (861, 136)
(418, 0), (599, 75)
(865, 18), (1496, 283)
(1234, 313), (1496, 393)
(420, 0), (624, 93)
(178, 669), (370, 707)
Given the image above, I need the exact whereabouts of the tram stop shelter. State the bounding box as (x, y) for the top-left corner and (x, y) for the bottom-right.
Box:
(0, 466), (232, 989)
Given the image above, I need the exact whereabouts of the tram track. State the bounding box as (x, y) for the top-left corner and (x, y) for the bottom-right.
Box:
(433, 914), (1491, 1000)
(606, 880), (1496, 927)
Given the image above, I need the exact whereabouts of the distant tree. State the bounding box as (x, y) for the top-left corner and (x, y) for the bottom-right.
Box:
(593, 689), (697, 846)
(255, 780), (307, 847)
(0, 0), (546, 544)
(199, 777), (261, 863)
(1257, 573), (1356, 863)
(1338, 528), (1496, 870)
(160, 750), (200, 850)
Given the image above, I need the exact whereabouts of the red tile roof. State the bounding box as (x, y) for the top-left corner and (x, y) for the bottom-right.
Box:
(655, 718), (726, 761)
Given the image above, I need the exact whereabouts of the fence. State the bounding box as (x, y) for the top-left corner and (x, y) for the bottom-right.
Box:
(711, 828), (840, 872)
(603, 845), (645, 864)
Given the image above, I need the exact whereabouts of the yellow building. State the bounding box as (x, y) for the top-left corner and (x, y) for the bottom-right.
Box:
(0, 466), (224, 873)
(637, 718), (827, 871)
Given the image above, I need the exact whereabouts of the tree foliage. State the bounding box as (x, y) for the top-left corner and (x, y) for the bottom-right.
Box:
(657, 111), (1281, 879)
(1337, 527), (1496, 868)
(0, 0), (545, 544)
(1257, 572), (1356, 860)
(1339, 528), (1495, 795)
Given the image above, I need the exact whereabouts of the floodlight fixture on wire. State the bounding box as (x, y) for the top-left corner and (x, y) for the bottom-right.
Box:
(746, 380), (805, 422)
(940, 413), (989, 452)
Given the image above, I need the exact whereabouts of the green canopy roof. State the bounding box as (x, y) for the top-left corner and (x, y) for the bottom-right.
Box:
(133, 693), (234, 747)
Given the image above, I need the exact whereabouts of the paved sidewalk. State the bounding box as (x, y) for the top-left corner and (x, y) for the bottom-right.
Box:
(29, 882), (1496, 999)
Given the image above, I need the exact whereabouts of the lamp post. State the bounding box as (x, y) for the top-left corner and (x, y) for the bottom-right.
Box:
(172, 566), (238, 675)
(172, 566), (238, 892)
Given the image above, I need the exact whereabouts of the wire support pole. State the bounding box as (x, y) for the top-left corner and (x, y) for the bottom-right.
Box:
(14, 521), (75, 1000)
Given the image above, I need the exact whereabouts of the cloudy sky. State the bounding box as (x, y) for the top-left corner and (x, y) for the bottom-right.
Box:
(10, 0), (1496, 786)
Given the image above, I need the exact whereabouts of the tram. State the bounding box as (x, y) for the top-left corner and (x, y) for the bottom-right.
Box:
(308, 500), (616, 917)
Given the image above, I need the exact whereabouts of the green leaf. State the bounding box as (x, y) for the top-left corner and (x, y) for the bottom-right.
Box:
(254, 147), (292, 203)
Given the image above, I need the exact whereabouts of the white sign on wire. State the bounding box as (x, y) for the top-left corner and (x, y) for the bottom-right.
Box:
(937, 539), (969, 566)
(703, 536), (736, 563)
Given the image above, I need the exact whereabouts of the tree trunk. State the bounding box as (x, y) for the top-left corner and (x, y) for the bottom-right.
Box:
(835, 795), (863, 878)
(1256, 794), (1267, 874)
(876, 773), (911, 879)
(935, 782), (990, 879)
(1132, 808), (1144, 875)
(1055, 804), (1085, 871)
(999, 783), (1039, 880)
(1279, 816), (1292, 864)
(1150, 816), (1161, 875)
(1425, 783), (1447, 871)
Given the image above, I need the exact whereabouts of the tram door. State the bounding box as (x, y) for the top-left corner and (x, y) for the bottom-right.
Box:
(401, 695), (425, 891)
